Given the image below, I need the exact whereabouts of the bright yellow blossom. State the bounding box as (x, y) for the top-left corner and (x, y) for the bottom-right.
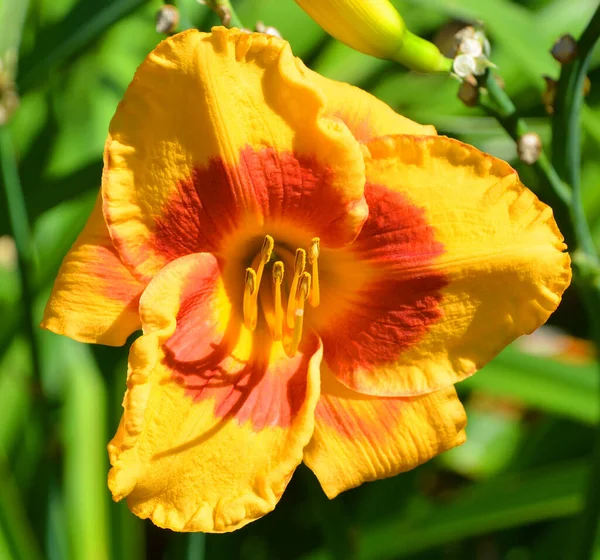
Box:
(42, 28), (570, 532)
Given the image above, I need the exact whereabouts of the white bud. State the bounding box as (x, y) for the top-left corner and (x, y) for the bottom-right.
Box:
(453, 54), (477, 78)
(460, 37), (482, 57)
(517, 132), (542, 165)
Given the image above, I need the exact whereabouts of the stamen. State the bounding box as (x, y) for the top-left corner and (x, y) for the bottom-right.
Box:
(288, 272), (311, 358)
(254, 234), (274, 289)
(245, 235), (274, 331)
(243, 267), (257, 331)
(308, 237), (320, 307)
(286, 248), (306, 328)
(272, 261), (284, 341)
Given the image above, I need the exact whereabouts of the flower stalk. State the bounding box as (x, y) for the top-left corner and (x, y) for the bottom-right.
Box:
(201, 0), (244, 29)
(549, 4), (600, 557)
(468, 6), (600, 556)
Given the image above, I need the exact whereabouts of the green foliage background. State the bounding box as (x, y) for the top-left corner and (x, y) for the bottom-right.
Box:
(0, 0), (599, 558)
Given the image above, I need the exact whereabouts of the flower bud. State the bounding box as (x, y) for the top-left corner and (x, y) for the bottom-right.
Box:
(255, 21), (282, 38)
(517, 132), (542, 165)
(551, 34), (577, 65)
(156, 5), (179, 35)
(457, 75), (479, 107)
(294, 0), (451, 73)
(452, 26), (493, 79)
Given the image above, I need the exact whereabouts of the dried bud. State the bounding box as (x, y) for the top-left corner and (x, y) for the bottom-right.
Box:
(542, 75), (557, 115)
(0, 51), (20, 125)
(458, 75), (479, 107)
(551, 34), (577, 65)
(156, 5), (179, 34)
(517, 132), (542, 165)
(255, 21), (282, 38)
(583, 75), (591, 97)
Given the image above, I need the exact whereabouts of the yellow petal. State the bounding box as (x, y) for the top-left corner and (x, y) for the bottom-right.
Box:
(302, 66), (437, 140)
(108, 252), (322, 532)
(304, 366), (466, 498)
(321, 134), (570, 396)
(103, 27), (366, 282)
(41, 194), (143, 346)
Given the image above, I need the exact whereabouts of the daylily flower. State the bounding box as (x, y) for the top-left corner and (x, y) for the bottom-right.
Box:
(42, 28), (571, 532)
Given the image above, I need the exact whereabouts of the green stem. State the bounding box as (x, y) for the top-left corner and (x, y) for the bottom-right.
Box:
(550, 4), (600, 557)
(476, 70), (574, 247)
(552, 4), (600, 265)
(0, 126), (41, 386)
(207, 0), (244, 29)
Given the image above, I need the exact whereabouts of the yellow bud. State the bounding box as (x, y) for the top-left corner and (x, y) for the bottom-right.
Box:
(295, 0), (451, 73)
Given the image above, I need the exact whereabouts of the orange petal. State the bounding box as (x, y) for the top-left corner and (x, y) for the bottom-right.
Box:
(316, 135), (571, 396)
(108, 252), (322, 532)
(103, 27), (366, 282)
(302, 66), (437, 141)
(303, 366), (466, 498)
(41, 194), (143, 346)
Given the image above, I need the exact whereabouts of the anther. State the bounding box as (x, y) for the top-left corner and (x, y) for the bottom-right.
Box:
(308, 237), (320, 307)
(288, 272), (311, 358)
(243, 268), (257, 331)
(286, 248), (306, 328)
(246, 235), (274, 330)
(272, 261), (284, 341)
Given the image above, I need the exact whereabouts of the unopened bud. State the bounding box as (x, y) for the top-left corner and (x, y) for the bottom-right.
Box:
(156, 5), (179, 34)
(452, 25), (493, 79)
(551, 34), (577, 65)
(458, 75), (479, 107)
(255, 21), (282, 38)
(453, 54), (477, 78)
(517, 132), (542, 165)
(295, 0), (451, 73)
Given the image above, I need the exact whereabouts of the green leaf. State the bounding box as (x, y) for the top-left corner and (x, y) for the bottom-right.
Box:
(60, 337), (110, 560)
(0, 451), (43, 560)
(461, 344), (600, 425)
(18, 0), (156, 94)
(356, 461), (585, 559)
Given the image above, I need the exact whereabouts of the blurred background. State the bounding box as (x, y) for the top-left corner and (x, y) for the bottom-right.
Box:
(1, 0), (599, 559)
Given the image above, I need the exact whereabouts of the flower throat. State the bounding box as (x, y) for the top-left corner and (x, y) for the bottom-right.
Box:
(243, 235), (320, 358)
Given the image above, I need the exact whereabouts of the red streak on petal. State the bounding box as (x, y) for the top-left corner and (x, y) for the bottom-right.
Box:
(152, 146), (365, 265)
(89, 243), (142, 308)
(321, 183), (447, 380)
(161, 259), (314, 431)
(315, 391), (408, 440)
